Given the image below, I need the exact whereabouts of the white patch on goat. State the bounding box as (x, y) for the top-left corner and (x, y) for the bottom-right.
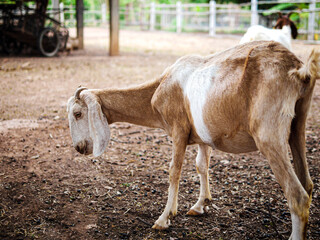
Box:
(178, 65), (217, 145)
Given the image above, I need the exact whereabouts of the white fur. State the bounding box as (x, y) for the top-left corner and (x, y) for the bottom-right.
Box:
(178, 65), (218, 145)
(240, 25), (292, 50)
(67, 90), (110, 157)
(189, 144), (211, 214)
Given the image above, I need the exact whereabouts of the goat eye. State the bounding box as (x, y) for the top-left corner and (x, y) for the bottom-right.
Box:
(74, 112), (82, 119)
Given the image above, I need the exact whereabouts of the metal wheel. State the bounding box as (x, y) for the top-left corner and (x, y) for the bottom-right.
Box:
(38, 27), (60, 57)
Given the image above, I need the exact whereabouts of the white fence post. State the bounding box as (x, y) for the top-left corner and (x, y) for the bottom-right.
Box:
(209, 1), (216, 36)
(176, 1), (182, 33)
(101, 3), (107, 23)
(251, 0), (258, 26)
(59, 2), (64, 23)
(308, 0), (316, 41)
(102, 3), (107, 23)
(150, 2), (156, 31)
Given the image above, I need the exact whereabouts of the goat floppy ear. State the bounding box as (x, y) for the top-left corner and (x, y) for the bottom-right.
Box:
(84, 93), (110, 157)
(274, 19), (283, 29)
(277, 12), (282, 18)
(290, 21), (298, 39)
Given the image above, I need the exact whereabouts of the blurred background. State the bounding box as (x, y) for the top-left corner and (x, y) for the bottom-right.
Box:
(1, 1), (320, 240)
(47, 0), (320, 39)
(0, 0), (320, 57)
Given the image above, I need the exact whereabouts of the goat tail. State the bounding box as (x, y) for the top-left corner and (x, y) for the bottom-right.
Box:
(290, 49), (320, 87)
(305, 49), (320, 80)
(301, 49), (319, 81)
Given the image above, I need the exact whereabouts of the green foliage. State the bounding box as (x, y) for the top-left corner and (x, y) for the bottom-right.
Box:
(50, 0), (255, 8)
(49, 0), (104, 9)
(262, 3), (297, 16)
(0, 0), (16, 4)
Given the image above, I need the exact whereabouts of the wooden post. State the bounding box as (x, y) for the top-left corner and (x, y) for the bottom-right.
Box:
(176, 1), (182, 33)
(150, 2), (155, 31)
(76, 0), (84, 49)
(209, 1), (216, 36)
(308, 0), (316, 41)
(250, 0), (258, 26)
(109, 0), (119, 56)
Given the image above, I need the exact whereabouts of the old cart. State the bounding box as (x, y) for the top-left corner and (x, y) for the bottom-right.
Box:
(0, 0), (69, 57)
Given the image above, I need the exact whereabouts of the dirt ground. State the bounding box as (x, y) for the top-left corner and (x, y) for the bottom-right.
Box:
(0, 28), (320, 240)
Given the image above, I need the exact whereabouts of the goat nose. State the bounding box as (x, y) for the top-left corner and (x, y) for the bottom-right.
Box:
(76, 145), (85, 154)
(75, 142), (88, 154)
(75, 145), (81, 153)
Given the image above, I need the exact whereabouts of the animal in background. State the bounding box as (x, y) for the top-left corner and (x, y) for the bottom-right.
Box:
(240, 12), (298, 50)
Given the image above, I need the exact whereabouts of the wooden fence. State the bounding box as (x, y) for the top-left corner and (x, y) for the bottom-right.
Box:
(48, 0), (320, 42)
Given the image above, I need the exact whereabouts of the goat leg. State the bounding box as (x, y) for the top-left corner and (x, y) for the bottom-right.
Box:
(187, 144), (212, 215)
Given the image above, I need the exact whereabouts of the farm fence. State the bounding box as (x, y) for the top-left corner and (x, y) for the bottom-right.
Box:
(48, 0), (320, 42)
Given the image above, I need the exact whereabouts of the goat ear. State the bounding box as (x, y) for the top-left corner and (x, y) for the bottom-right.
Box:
(287, 12), (294, 18)
(290, 21), (298, 39)
(86, 95), (110, 157)
(274, 18), (282, 29)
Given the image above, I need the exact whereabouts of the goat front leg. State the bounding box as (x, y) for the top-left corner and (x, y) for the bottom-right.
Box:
(152, 131), (187, 230)
(187, 144), (212, 215)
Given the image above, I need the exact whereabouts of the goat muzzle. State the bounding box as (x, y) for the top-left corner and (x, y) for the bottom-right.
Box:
(75, 140), (90, 155)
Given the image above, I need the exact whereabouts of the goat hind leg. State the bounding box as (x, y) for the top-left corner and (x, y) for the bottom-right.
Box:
(289, 102), (313, 198)
(187, 144), (212, 215)
(255, 137), (310, 240)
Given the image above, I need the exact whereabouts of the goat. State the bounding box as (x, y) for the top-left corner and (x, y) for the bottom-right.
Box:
(240, 13), (298, 50)
(67, 41), (319, 240)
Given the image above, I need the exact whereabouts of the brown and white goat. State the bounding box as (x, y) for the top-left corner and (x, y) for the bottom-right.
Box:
(67, 41), (319, 240)
(274, 12), (298, 39)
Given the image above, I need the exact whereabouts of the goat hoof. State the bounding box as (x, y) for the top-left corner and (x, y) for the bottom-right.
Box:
(152, 218), (170, 230)
(186, 209), (202, 216)
(152, 223), (169, 230)
(204, 198), (212, 205)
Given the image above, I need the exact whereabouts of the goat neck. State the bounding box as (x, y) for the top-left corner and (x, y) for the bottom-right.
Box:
(91, 79), (164, 129)
(281, 25), (292, 39)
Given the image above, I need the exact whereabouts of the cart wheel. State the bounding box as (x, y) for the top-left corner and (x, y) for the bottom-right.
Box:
(38, 28), (60, 57)
(2, 35), (22, 55)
